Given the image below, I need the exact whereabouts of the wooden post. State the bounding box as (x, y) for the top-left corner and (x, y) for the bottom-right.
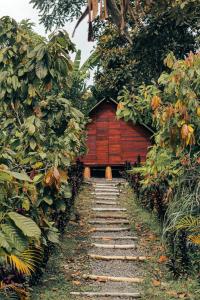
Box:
(105, 166), (112, 180)
(84, 166), (91, 180)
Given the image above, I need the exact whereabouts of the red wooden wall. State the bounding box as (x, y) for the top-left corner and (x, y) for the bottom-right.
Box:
(81, 100), (151, 166)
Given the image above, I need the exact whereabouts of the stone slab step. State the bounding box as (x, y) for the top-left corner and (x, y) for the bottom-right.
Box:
(94, 214), (127, 219)
(95, 197), (118, 200)
(83, 274), (143, 283)
(92, 207), (126, 212)
(89, 254), (147, 261)
(92, 227), (130, 232)
(92, 243), (136, 249)
(91, 235), (138, 240)
(95, 187), (119, 192)
(94, 201), (117, 205)
(89, 220), (129, 225)
(70, 292), (141, 298)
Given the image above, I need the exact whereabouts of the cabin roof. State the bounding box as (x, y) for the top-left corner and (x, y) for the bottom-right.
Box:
(89, 98), (118, 114)
(89, 98), (154, 134)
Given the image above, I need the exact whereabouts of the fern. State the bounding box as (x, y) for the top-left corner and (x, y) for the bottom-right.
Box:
(6, 248), (42, 276)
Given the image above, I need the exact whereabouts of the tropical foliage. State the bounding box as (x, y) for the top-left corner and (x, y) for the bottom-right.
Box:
(0, 16), (86, 298)
(119, 51), (200, 276)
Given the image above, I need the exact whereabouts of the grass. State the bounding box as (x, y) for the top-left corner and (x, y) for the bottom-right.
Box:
(31, 184), (92, 300)
(119, 183), (200, 300)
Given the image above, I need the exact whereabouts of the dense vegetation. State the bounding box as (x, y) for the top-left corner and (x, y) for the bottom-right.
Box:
(119, 52), (200, 276)
(0, 0), (200, 298)
(0, 17), (86, 299)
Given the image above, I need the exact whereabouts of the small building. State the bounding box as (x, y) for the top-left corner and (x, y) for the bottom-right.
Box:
(81, 98), (152, 179)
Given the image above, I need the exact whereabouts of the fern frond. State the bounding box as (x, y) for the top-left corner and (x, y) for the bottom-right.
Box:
(188, 234), (200, 245)
(6, 248), (42, 276)
(176, 216), (200, 231)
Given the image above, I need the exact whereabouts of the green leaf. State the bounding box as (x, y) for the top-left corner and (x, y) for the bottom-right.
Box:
(47, 230), (59, 244)
(10, 171), (32, 182)
(0, 231), (11, 252)
(22, 198), (30, 211)
(28, 124), (36, 135)
(30, 138), (37, 150)
(36, 61), (48, 79)
(43, 197), (53, 206)
(1, 223), (28, 252)
(8, 212), (41, 240)
(0, 171), (13, 182)
(33, 174), (44, 183)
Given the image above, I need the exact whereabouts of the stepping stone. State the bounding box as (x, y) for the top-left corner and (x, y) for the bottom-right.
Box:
(94, 213), (127, 219)
(91, 235), (138, 240)
(91, 243), (136, 249)
(89, 219), (129, 225)
(94, 188), (119, 191)
(94, 200), (117, 205)
(92, 227), (130, 232)
(92, 207), (126, 211)
(89, 254), (148, 261)
(95, 197), (118, 201)
(70, 292), (141, 298)
(82, 274), (144, 283)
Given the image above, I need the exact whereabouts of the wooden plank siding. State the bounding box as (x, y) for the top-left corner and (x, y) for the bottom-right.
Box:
(81, 100), (151, 166)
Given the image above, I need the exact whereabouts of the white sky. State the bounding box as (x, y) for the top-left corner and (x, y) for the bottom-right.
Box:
(0, 0), (95, 65)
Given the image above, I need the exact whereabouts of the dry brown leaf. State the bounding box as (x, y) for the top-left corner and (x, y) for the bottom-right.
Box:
(152, 279), (161, 287)
(166, 290), (178, 297)
(157, 255), (168, 264)
(72, 280), (81, 286)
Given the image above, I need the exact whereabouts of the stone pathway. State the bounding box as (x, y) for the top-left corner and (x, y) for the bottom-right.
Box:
(71, 179), (147, 299)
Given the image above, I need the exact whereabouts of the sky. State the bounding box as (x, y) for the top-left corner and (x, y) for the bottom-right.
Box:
(0, 0), (95, 65)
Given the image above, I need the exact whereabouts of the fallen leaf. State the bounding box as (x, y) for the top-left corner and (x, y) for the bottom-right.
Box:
(72, 280), (81, 286)
(157, 255), (168, 263)
(166, 290), (178, 297)
(152, 279), (161, 287)
(178, 292), (188, 299)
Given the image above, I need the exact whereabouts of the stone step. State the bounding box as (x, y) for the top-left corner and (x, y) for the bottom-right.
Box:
(89, 254), (147, 261)
(83, 274), (143, 283)
(92, 243), (136, 249)
(95, 196), (118, 200)
(89, 219), (129, 225)
(94, 200), (117, 205)
(91, 235), (138, 240)
(92, 227), (130, 232)
(70, 291), (141, 298)
(95, 186), (119, 192)
(94, 213), (127, 219)
(92, 207), (126, 212)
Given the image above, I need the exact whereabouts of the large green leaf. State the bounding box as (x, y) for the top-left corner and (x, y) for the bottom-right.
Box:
(8, 212), (41, 240)
(0, 231), (11, 252)
(35, 61), (48, 79)
(1, 223), (28, 252)
(9, 171), (32, 182)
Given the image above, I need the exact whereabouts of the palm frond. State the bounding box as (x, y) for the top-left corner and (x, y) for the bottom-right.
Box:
(6, 248), (42, 276)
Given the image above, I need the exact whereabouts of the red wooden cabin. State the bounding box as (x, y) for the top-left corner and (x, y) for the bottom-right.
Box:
(81, 99), (152, 178)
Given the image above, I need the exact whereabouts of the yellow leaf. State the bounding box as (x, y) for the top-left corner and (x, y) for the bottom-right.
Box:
(31, 162), (43, 169)
(152, 279), (161, 287)
(151, 96), (161, 110)
(188, 234), (200, 245)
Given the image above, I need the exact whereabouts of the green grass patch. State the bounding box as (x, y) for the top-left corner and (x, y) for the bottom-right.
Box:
(120, 184), (200, 300)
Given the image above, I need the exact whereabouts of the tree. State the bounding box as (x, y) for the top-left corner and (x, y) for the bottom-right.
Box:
(0, 16), (86, 296)
(93, 1), (200, 99)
